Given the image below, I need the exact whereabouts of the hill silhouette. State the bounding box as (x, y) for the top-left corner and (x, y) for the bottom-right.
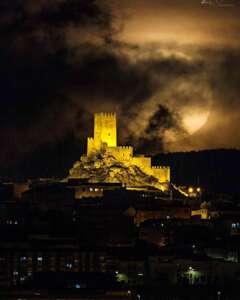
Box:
(153, 149), (240, 194)
(1, 146), (239, 195)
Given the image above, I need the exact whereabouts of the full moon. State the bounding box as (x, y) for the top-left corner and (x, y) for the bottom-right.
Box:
(182, 109), (210, 135)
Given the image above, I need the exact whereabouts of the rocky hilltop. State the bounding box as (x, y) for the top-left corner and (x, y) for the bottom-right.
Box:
(68, 150), (166, 191)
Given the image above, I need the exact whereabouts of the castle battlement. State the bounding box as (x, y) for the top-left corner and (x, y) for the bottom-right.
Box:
(95, 112), (116, 119)
(117, 146), (133, 150)
(152, 166), (169, 169)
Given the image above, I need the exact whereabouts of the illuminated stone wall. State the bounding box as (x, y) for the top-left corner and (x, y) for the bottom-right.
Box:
(132, 156), (152, 173)
(94, 112), (117, 148)
(106, 146), (133, 161)
(87, 113), (117, 155)
(191, 209), (208, 219)
(152, 166), (170, 183)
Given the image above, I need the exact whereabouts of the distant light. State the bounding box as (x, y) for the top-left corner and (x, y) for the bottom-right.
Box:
(115, 271), (119, 274)
(20, 256), (27, 261)
(76, 283), (81, 289)
(138, 273), (143, 276)
(127, 290), (131, 295)
(66, 263), (72, 269)
(37, 257), (43, 262)
(197, 187), (201, 193)
(188, 187), (194, 193)
(192, 244), (196, 249)
(166, 215), (170, 219)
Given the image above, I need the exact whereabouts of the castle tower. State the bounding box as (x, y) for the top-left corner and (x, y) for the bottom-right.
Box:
(87, 113), (117, 155)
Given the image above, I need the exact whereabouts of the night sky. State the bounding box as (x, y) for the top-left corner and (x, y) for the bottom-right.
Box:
(0, 0), (240, 177)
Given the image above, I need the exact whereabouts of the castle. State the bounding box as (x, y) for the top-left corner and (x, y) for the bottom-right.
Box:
(70, 113), (170, 188)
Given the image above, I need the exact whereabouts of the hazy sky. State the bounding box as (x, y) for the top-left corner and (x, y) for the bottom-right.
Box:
(107, 0), (240, 151)
(109, 0), (240, 46)
(0, 0), (239, 176)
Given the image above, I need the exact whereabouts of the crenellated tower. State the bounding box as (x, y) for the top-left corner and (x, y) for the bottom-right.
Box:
(87, 113), (117, 156)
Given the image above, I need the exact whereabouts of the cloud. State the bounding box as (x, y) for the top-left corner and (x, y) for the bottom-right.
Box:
(130, 104), (187, 153)
(0, 1), (239, 178)
(0, 0), (113, 165)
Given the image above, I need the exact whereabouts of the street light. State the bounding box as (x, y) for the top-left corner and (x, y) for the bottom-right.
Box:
(188, 187), (194, 193)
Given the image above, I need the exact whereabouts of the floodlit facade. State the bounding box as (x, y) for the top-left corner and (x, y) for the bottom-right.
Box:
(87, 113), (170, 184)
(69, 113), (170, 189)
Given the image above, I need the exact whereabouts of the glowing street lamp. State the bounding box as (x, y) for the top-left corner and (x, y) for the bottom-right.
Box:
(188, 187), (194, 193)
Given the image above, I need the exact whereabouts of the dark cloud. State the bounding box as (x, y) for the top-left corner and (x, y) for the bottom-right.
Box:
(132, 104), (186, 153)
(0, 0), (112, 165)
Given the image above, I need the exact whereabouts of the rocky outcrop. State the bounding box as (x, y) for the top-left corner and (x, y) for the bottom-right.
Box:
(68, 151), (166, 190)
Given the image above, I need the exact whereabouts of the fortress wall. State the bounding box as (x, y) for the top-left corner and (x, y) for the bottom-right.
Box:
(132, 156), (152, 174)
(87, 137), (98, 156)
(152, 166), (170, 183)
(106, 146), (133, 161)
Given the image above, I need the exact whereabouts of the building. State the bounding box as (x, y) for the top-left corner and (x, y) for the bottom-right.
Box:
(69, 113), (170, 190)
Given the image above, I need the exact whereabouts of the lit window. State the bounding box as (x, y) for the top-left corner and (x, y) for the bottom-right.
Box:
(76, 283), (81, 289)
(20, 257), (27, 262)
(37, 257), (43, 262)
(66, 263), (72, 269)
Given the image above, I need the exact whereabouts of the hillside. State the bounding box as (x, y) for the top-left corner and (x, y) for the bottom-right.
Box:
(153, 149), (240, 193)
